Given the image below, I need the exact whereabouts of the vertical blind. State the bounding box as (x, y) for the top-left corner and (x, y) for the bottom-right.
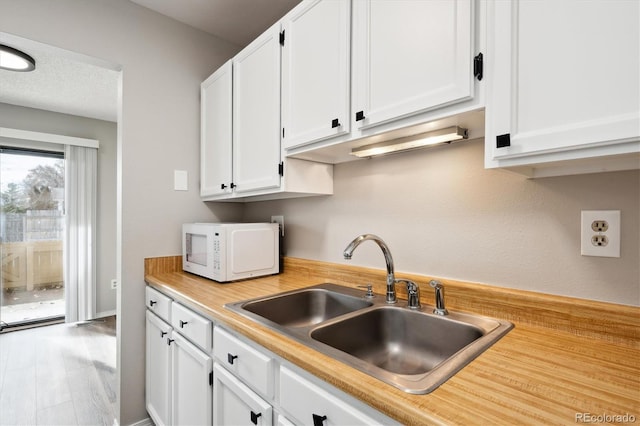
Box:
(64, 144), (97, 322)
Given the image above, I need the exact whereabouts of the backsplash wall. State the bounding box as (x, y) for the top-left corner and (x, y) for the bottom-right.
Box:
(243, 139), (639, 306)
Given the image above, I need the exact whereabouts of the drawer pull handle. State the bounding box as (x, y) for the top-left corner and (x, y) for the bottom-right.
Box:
(179, 320), (188, 328)
(312, 414), (327, 426)
(331, 118), (340, 128)
(167, 338), (174, 346)
(160, 331), (167, 338)
(149, 300), (157, 306)
(227, 353), (238, 365)
(250, 411), (262, 425)
(355, 110), (365, 121)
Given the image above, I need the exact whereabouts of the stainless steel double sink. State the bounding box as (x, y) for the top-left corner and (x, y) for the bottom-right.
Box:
(225, 283), (513, 394)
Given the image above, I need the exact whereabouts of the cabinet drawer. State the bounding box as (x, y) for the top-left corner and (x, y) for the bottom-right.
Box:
(280, 366), (384, 426)
(170, 303), (212, 351)
(213, 363), (273, 426)
(146, 286), (172, 322)
(213, 327), (274, 399)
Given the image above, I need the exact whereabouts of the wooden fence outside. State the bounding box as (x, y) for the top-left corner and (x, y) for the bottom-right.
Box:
(1, 240), (63, 291)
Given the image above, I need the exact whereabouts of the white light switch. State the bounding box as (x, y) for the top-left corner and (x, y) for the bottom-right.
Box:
(174, 170), (188, 191)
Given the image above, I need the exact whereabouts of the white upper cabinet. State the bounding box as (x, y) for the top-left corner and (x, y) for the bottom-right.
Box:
(233, 22), (283, 194)
(201, 60), (233, 197)
(201, 15), (334, 202)
(281, 0), (351, 149)
(352, 0), (475, 130)
(485, 0), (640, 177)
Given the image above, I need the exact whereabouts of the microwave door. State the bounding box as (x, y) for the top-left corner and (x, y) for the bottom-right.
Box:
(186, 233), (208, 266)
(230, 229), (277, 275)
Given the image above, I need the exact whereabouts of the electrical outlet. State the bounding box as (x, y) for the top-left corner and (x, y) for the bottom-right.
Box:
(271, 215), (284, 237)
(581, 210), (620, 258)
(110, 279), (118, 290)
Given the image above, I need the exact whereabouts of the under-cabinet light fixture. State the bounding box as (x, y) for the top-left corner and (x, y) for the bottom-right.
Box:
(0, 44), (36, 72)
(350, 126), (468, 158)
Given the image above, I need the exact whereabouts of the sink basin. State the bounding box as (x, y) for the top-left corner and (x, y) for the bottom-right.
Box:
(225, 283), (513, 394)
(240, 286), (373, 328)
(310, 307), (484, 375)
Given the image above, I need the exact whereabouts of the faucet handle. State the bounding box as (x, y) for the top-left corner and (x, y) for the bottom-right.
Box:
(406, 280), (421, 310)
(394, 279), (421, 309)
(357, 284), (375, 299)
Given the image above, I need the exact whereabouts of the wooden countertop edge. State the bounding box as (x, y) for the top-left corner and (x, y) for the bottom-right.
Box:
(144, 256), (640, 424)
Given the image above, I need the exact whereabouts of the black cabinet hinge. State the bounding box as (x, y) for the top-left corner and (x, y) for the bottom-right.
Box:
(496, 133), (511, 148)
(209, 371), (213, 386)
(279, 30), (285, 46)
(474, 52), (483, 81)
(278, 162), (284, 176)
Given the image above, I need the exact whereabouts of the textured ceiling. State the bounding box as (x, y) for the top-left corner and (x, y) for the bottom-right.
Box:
(0, 0), (301, 123)
(0, 46), (120, 122)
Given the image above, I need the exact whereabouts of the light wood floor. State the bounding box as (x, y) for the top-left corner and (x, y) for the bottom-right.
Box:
(0, 317), (117, 426)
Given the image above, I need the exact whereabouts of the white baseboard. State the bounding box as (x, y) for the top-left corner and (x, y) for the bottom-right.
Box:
(95, 309), (116, 318)
(124, 417), (153, 426)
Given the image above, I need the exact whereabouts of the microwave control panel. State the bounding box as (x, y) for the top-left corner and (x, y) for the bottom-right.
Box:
(212, 232), (222, 274)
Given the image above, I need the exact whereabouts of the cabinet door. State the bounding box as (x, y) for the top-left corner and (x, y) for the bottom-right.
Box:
(171, 332), (213, 426)
(281, 0), (351, 149)
(146, 311), (172, 426)
(233, 23), (282, 194)
(279, 366), (384, 425)
(486, 0), (640, 169)
(352, 0), (474, 130)
(201, 60), (233, 197)
(213, 364), (273, 426)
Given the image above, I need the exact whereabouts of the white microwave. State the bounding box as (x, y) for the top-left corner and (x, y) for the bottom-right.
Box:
(182, 222), (279, 282)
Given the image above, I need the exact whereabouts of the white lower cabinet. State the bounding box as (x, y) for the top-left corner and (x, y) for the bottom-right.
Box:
(171, 302), (213, 352)
(171, 331), (213, 426)
(146, 286), (396, 426)
(145, 311), (172, 426)
(275, 413), (296, 426)
(213, 326), (274, 399)
(145, 288), (214, 426)
(213, 363), (273, 426)
(280, 366), (387, 426)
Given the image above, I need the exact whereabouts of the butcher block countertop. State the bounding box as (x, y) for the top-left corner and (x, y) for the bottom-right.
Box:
(145, 256), (640, 425)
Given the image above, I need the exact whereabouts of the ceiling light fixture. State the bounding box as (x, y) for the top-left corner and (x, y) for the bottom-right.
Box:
(0, 44), (36, 72)
(350, 126), (469, 158)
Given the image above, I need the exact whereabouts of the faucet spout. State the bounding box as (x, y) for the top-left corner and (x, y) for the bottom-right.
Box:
(343, 234), (397, 304)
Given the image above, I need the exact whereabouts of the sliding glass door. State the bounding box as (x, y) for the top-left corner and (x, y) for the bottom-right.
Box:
(0, 147), (65, 329)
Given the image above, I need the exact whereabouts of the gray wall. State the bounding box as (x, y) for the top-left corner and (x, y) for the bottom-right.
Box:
(0, 102), (118, 315)
(244, 139), (640, 306)
(0, 1), (243, 424)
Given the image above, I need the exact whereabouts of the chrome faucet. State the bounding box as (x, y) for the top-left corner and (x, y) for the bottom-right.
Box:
(343, 234), (397, 304)
(430, 280), (449, 315)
